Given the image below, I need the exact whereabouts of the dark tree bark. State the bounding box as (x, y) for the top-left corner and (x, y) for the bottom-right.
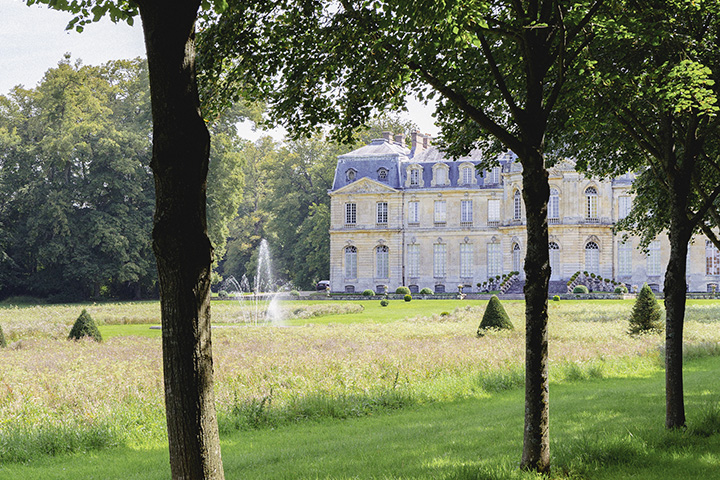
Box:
(137, 0), (225, 478)
(519, 147), (551, 473)
(663, 166), (693, 429)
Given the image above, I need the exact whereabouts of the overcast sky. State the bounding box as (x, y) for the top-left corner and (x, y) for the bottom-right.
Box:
(1, 0), (438, 140)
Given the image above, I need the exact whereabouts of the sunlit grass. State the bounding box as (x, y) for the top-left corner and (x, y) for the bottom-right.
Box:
(0, 298), (719, 468)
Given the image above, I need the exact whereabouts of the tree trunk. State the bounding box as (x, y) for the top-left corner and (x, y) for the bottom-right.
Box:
(519, 149), (551, 473)
(137, 1), (225, 478)
(664, 192), (692, 429)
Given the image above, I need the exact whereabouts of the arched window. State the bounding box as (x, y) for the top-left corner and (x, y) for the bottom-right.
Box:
(432, 163), (450, 186)
(346, 169), (356, 183)
(585, 241), (600, 273)
(548, 188), (559, 222)
(513, 190), (522, 220)
(707, 240), (720, 275)
(344, 246), (357, 278)
(376, 245), (389, 278)
(410, 169), (420, 186)
(585, 187), (598, 219)
(460, 164), (475, 185)
(512, 243), (523, 272)
(549, 242), (560, 279)
(377, 168), (388, 181)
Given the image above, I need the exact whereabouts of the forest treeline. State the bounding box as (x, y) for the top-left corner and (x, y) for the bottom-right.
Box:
(0, 57), (414, 300)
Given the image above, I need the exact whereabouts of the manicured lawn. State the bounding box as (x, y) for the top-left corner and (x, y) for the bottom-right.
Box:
(2, 356), (718, 479)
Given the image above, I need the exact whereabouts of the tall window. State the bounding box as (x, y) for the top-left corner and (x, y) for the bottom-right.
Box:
(618, 196), (631, 220)
(585, 187), (598, 219)
(377, 202), (388, 224)
(618, 240), (633, 276)
(707, 240), (720, 275)
(407, 244), (420, 277)
(376, 246), (389, 278)
(434, 200), (447, 224)
(488, 199), (500, 225)
(461, 200), (473, 224)
(460, 243), (473, 277)
(647, 240), (661, 276)
(585, 241), (600, 273)
(461, 166), (474, 185)
(408, 201), (419, 224)
(344, 246), (357, 278)
(433, 165), (449, 186)
(486, 166), (500, 185)
(410, 168), (420, 186)
(345, 203), (356, 224)
(433, 243), (447, 277)
(549, 242), (560, 279)
(513, 190), (522, 220)
(512, 243), (523, 272)
(548, 188), (559, 222)
(487, 242), (502, 277)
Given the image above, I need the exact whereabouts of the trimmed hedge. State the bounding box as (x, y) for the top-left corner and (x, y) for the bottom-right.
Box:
(362, 289), (375, 297)
(395, 286), (411, 295)
(477, 295), (514, 336)
(68, 309), (102, 342)
(380, 299), (389, 307)
(419, 287), (433, 295)
(628, 284), (664, 335)
(573, 285), (589, 294)
(404, 294), (412, 302)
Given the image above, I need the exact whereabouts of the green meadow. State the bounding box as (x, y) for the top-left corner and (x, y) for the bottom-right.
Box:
(0, 298), (719, 479)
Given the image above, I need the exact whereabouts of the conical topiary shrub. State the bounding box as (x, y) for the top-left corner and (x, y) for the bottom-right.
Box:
(628, 284), (664, 335)
(477, 295), (514, 337)
(0, 324), (6, 348)
(68, 309), (102, 342)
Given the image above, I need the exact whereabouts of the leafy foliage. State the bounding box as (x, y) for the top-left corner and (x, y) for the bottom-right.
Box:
(628, 284), (664, 335)
(0, 58), (156, 301)
(362, 290), (375, 297)
(0, 324), (6, 348)
(573, 286), (590, 294)
(403, 294), (412, 302)
(477, 295), (513, 336)
(68, 309), (102, 342)
(419, 288), (433, 295)
(380, 299), (389, 307)
(395, 287), (411, 295)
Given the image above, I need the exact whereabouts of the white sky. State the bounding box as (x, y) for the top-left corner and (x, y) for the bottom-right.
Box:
(0, 0), (438, 141)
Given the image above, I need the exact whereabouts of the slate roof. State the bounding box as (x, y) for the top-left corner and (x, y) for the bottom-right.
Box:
(331, 138), (518, 191)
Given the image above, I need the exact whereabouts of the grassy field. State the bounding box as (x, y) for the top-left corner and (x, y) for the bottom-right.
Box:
(0, 297), (719, 478)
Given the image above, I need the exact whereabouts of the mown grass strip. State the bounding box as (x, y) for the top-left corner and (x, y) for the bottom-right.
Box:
(2, 356), (718, 480)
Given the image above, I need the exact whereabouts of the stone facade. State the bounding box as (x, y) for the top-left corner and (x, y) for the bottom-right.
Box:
(328, 133), (720, 294)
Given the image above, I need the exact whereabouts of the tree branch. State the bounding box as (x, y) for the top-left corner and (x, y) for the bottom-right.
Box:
(407, 60), (523, 153)
(478, 32), (522, 118)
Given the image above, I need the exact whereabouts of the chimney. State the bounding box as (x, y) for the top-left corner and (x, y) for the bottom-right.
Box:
(411, 131), (424, 153)
(422, 135), (430, 149)
(382, 131), (393, 142)
(394, 133), (405, 146)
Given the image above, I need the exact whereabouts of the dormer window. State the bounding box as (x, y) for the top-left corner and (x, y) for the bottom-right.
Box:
(346, 169), (356, 183)
(459, 162), (477, 186)
(405, 164), (424, 187)
(431, 163), (450, 187)
(377, 168), (388, 181)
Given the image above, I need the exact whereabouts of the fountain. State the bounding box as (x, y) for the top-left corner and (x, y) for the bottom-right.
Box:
(220, 239), (283, 325)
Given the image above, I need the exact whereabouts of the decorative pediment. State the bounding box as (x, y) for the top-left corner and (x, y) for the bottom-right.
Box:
(332, 177), (399, 195)
(547, 158), (577, 177)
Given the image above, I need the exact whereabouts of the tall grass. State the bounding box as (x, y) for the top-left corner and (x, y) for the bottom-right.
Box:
(1, 299), (719, 463)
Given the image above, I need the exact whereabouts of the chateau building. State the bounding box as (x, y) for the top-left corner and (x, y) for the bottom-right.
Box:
(328, 132), (720, 294)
